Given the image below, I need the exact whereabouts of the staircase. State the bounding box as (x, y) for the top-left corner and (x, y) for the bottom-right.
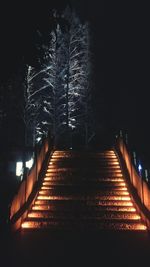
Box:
(21, 150), (147, 231)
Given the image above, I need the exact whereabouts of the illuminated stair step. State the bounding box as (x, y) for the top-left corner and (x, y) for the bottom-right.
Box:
(27, 211), (141, 220)
(45, 172), (123, 176)
(46, 169), (122, 174)
(23, 216), (141, 223)
(42, 181), (126, 187)
(98, 178), (124, 182)
(34, 198), (135, 206)
(40, 188), (128, 195)
(52, 151), (116, 156)
(39, 189), (129, 196)
(42, 180), (125, 185)
(42, 183), (127, 190)
(41, 184), (127, 189)
(50, 156), (118, 159)
(50, 158), (119, 161)
(42, 183), (126, 189)
(48, 160), (119, 164)
(48, 165), (121, 169)
(48, 166), (121, 170)
(51, 157), (118, 161)
(47, 168), (122, 173)
(38, 190), (129, 197)
(36, 195), (132, 201)
(21, 221), (146, 231)
(42, 182), (126, 187)
(44, 176), (124, 181)
(35, 196), (133, 207)
(49, 160), (120, 165)
(98, 200), (134, 206)
(48, 163), (121, 168)
(32, 204), (136, 212)
(47, 167), (122, 171)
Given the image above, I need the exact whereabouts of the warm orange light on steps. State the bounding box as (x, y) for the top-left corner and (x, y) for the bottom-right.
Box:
(21, 150), (147, 232)
(39, 189), (129, 196)
(99, 200), (134, 206)
(36, 195), (132, 201)
(99, 178), (124, 182)
(21, 221), (147, 230)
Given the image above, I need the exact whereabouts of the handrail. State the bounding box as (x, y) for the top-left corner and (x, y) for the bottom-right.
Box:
(9, 133), (54, 231)
(115, 135), (150, 229)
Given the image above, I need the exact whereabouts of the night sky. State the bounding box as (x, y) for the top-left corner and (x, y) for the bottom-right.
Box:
(0, 1), (150, 165)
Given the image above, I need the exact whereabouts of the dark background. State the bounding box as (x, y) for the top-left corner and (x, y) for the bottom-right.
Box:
(70, 1), (150, 167)
(0, 1), (150, 166)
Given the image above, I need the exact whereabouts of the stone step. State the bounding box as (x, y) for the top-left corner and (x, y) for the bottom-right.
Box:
(27, 210), (140, 220)
(21, 220), (146, 231)
(32, 204), (136, 212)
(38, 189), (129, 196)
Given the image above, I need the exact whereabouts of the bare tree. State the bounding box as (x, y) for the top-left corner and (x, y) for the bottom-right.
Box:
(24, 8), (94, 149)
(55, 8), (94, 147)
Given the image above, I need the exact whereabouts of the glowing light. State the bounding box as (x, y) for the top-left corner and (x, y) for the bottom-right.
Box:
(131, 215), (141, 220)
(46, 168), (68, 172)
(99, 201), (133, 206)
(41, 186), (53, 190)
(16, 157), (34, 177)
(100, 178), (124, 182)
(45, 173), (53, 177)
(44, 177), (55, 181)
(102, 157), (117, 159)
(16, 162), (23, 177)
(114, 187), (128, 191)
(108, 170), (122, 173)
(103, 207), (136, 212)
(47, 169), (58, 172)
(112, 174), (123, 177)
(108, 162), (120, 165)
(118, 182), (126, 186)
(102, 214), (141, 220)
(110, 191), (129, 195)
(102, 223), (147, 231)
(98, 196), (131, 201)
(49, 158), (58, 161)
(28, 212), (50, 218)
(43, 182), (59, 186)
(22, 221), (59, 228)
(104, 170), (122, 173)
(43, 182), (53, 186)
(37, 196), (82, 200)
(26, 157), (34, 169)
(32, 205), (54, 210)
(39, 190), (52, 195)
(138, 164), (142, 173)
(36, 137), (41, 143)
(21, 222), (31, 228)
(124, 224), (147, 231)
(138, 225), (147, 230)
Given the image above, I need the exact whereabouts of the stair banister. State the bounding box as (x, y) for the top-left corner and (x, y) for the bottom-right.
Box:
(9, 133), (53, 231)
(115, 135), (150, 229)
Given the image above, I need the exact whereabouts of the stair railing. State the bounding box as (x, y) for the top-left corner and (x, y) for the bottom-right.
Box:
(9, 133), (54, 231)
(115, 131), (150, 229)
